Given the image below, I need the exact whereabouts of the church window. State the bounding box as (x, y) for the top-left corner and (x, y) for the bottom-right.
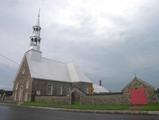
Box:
(68, 88), (71, 93)
(48, 84), (53, 95)
(15, 83), (18, 90)
(36, 90), (41, 95)
(14, 92), (17, 101)
(51, 84), (53, 95)
(34, 38), (37, 42)
(19, 86), (23, 102)
(60, 86), (63, 95)
(26, 81), (29, 89)
(24, 93), (28, 101)
(22, 69), (25, 75)
(48, 84), (51, 88)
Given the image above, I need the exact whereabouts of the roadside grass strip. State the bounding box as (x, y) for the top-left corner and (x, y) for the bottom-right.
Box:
(23, 101), (159, 111)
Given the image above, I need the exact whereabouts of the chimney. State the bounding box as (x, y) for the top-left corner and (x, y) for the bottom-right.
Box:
(99, 80), (102, 86)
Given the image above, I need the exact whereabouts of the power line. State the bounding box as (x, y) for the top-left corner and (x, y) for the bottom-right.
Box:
(0, 53), (19, 65)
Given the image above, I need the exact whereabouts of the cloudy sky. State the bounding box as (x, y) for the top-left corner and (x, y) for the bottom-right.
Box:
(0, 0), (159, 91)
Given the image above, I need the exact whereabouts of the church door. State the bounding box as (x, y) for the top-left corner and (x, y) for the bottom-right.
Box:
(18, 86), (23, 102)
(71, 91), (80, 104)
(130, 87), (148, 105)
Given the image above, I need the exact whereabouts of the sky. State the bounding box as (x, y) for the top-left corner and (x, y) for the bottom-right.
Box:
(0, 0), (159, 91)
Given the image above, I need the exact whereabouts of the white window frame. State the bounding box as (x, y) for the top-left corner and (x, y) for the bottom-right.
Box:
(60, 86), (63, 95)
(50, 84), (53, 95)
(48, 83), (54, 95)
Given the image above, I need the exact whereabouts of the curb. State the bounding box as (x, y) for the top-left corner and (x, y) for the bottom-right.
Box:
(24, 106), (159, 116)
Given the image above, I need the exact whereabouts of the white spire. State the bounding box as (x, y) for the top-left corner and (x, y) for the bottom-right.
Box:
(29, 10), (42, 51)
(37, 9), (40, 26)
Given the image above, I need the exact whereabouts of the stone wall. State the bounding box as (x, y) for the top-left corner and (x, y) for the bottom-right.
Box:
(72, 82), (91, 94)
(0, 96), (13, 102)
(80, 93), (129, 104)
(35, 96), (70, 104)
(32, 79), (72, 96)
(32, 80), (91, 96)
(35, 93), (130, 105)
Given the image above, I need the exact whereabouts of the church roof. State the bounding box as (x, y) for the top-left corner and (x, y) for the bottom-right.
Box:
(122, 76), (154, 91)
(93, 84), (109, 93)
(25, 51), (92, 83)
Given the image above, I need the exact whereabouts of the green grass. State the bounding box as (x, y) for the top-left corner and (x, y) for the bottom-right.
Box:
(65, 104), (130, 110)
(23, 101), (159, 111)
(23, 101), (129, 110)
(139, 104), (159, 111)
(23, 101), (62, 108)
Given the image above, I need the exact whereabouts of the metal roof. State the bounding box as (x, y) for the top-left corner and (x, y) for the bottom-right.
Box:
(25, 50), (92, 83)
(93, 84), (109, 93)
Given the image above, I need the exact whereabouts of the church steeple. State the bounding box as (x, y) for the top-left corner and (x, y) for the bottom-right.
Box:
(29, 10), (41, 51)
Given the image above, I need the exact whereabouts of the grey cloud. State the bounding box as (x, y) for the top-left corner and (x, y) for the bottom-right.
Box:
(0, 0), (159, 91)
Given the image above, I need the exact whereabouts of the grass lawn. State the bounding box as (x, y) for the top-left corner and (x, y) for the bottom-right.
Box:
(139, 104), (159, 111)
(62, 103), (129, 110)
(22, 101), (159, 111)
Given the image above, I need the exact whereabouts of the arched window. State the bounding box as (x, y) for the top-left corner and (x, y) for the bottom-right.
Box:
(34, 38), (37, 42)
(15, 83), (18, 90)
(26, 81), (29, 89)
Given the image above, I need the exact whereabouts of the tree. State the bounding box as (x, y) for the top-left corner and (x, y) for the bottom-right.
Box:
(156, 88), (159, 93)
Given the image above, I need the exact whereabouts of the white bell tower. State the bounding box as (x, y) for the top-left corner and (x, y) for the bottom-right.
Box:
(26, 10), (42, 61)
(29, 10), (41, 51)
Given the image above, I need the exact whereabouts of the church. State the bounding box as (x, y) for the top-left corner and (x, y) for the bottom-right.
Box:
(13, 12), (109, 102)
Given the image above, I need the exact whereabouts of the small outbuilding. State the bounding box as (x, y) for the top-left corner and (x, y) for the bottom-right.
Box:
(93, 84), (109, 94)
(122, 76), (157, 105)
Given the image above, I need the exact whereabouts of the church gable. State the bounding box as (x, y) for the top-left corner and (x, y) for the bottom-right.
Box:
(13, 56), (32, 102)
(122, 77), (156, 104)
(122, 77), (154, 93)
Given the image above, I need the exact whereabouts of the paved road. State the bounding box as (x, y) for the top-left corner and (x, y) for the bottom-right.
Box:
(0, 104), (159, 120)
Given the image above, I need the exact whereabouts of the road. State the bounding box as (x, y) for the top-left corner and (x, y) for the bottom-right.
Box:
(0, 104), (158, 120)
